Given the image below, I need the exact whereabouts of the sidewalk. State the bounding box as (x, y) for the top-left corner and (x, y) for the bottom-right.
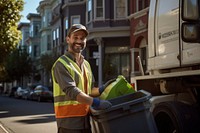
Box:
(0, 123), (10, 133)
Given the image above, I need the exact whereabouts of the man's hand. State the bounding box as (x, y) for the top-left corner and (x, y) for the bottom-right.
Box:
(92, 98), (112, 110)
(99, 78), (116, 94)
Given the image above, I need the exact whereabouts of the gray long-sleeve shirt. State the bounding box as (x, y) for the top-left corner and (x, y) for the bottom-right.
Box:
(54, 61), (81, 100)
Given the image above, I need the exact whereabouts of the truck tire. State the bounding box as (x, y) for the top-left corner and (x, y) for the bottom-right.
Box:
(153, 101), (200, 133)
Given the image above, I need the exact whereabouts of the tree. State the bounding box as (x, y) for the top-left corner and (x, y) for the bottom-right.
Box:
(0, 65), (10, 82)
(40, 52), (59, 86)
(0, 0), (24, 64)
(40, 52), (59, 73)
(5, 48), (32, 83)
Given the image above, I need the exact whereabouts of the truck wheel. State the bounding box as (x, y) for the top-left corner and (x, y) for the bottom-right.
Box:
(153, 101), (200, 133)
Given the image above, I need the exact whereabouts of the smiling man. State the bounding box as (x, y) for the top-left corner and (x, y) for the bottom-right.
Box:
(51, 24), (112, 133)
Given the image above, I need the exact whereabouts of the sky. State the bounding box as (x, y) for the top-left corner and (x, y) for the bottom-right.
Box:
(20, 0), (42, 22)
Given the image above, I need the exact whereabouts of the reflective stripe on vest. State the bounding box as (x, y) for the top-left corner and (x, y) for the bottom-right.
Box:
(51, 55), (92, 118)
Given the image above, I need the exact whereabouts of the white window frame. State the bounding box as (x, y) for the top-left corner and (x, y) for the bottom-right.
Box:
(56, 28), (59, 39)
(71, 15), (80, 25)
(47, 12), (51, 25)
(65, 19), (69, 30)
(30, 24), (33, 37)
(87, 0), (92, 23)
(29, 45), (32, 54)
(43, 16), (45, 27)
(53, 30), (56, 41)
(94, 0), (105, 20)
(114, 0), (127, 19)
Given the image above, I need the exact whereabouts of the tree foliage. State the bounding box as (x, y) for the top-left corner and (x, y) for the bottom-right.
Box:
(0, 0), (24, 64)
(5, 48), (32, 82)
(40, 52), (59, 73)
(0, 65), (10, 82)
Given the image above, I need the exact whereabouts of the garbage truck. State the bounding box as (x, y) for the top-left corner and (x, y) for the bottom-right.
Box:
(131, 0), (200, 132)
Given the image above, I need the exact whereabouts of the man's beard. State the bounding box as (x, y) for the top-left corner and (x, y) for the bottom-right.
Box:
(71, 42), (86, 53)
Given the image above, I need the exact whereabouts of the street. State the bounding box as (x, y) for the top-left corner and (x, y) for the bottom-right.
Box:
(0, 95), (57, 133)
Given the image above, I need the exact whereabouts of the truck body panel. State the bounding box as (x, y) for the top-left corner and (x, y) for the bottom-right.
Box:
(182, 42), (200, 65)
(131, 0), (200, 132)
(148, 0), (180, 70)
(132, 0), (200, 95)
(148, 0), (200, 71)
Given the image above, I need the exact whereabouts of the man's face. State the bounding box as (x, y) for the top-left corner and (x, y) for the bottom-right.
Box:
(67, 30), (87, 54)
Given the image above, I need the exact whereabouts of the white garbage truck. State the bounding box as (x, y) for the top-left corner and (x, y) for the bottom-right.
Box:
(131, 0), (200, 132)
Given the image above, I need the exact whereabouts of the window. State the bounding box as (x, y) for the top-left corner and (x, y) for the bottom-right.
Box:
(47, 35), (51, 50)
(141, 47), (147, 73)
(43, 16), (45, 27)
(56, 28), (59, 39)
(69, 0), (83, 2)
(71, 15), (80, 25)
(87, 0), (92, 22)
(56, 28), (59, 45)
(115, 0), (127, 19)
(34, 45), (40, 57)
(34, 25), (40, 36)
(65, 19), (69, 37)
(47, 12), (51, 25)
(53, 30), (56, 41)
(30, 24), (33, 37)
(65, 19), (69, 30)
(29, 45), (32, 54)
(41, 36), (45, 52)
(136, 0), (149, 11)
(24, 31), (29, 40)
(43, 16), (46, 22)
(104, 46), (130, 81)
(104, 53), (130, 81)
(95, 0), (104, 19)
(53, 30), (56, 47)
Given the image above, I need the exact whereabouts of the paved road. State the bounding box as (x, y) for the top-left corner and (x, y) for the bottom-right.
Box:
(0, 95), (57, 133)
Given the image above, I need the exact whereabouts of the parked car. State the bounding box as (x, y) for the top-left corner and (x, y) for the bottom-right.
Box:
(9, 86), (18, 97)
(0, 86), (3, 94)
(21, 88), (33, 100)
(30, 85), (53, 102)
(14, 87), (27, 99)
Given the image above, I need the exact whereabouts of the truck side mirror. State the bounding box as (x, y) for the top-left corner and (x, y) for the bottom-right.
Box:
(182, 0), (199, 21)
(181, 23), (200, 42)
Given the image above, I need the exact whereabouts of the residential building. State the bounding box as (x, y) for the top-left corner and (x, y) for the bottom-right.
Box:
(36, 0), (88, 87)
(47, 0), (65, 55)
(17, 22), (30, 87)
(26, 13), (41, 86)
(18, 0), (150, 87)
(37, 0), (53, 87)
(128, 0), (150, 76)
(85, 0), (131, 85)
(34, 0), (131, 87)
(18, 22), (30, 50)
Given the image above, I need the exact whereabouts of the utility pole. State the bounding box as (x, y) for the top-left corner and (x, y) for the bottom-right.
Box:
(60, 0), (65, 54)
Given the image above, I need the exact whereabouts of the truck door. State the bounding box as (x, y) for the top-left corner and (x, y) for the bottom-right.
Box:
(181, 0), (200, 66)
(152, 0), (180, 69)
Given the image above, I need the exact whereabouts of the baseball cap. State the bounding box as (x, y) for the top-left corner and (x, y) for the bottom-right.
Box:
(67, 24), (89, 37)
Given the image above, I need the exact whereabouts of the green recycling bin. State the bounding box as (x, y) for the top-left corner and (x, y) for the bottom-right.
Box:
(99, 75), (135, 100)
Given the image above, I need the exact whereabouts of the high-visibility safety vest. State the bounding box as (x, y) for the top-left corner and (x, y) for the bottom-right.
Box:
(51, 55), (93, 118)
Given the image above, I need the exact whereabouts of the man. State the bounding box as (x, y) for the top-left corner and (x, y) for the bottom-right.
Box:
(51, 24), (112, 133)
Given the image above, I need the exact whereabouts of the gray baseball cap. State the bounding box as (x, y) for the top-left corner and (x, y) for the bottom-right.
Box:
(67, 24), (88, 37)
